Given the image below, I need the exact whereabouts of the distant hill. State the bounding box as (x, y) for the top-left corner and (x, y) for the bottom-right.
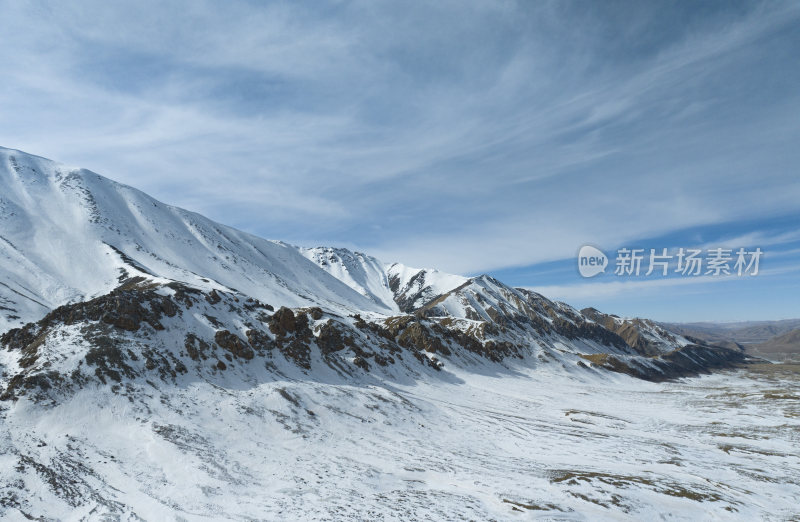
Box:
(748, 329), (800, 362)
(662, 320), (800, 361)
(662, 319), (800, 345)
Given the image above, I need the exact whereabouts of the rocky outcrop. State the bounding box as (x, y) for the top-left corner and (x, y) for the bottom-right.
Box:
(245, 329), (274, 353)
(269, 307), (298, 337)
(0, 272), (764, 404)
(316, 320), (346, 354)
(581, 308), (683, 356)
(184, 333), (212, 361)
(580, 344), (757, 382)
(264, 307), (314, 369)
(214, 330), (255, 360)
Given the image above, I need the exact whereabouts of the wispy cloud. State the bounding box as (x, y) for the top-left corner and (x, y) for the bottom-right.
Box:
(528, 264), (800, 302)
(1, 0), (799, 282)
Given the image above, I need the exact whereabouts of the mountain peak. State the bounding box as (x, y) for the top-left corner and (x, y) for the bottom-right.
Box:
(0, 148), (393, 332)
(0, 146), (749, 385)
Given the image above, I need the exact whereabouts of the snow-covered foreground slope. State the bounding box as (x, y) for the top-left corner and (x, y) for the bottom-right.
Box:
(1, 362), (798, 520)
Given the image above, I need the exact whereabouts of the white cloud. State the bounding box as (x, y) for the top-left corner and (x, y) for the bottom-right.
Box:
(0, 0), (799, 277)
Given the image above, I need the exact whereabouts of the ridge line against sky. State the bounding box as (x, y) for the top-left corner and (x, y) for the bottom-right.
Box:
(0, 0), (798, 321)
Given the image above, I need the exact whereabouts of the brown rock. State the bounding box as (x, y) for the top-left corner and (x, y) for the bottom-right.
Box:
(246, 329), (274, 352)
(214, 330), (255, 360)
(353, 356), (370, 371)
(269, 307), (296, 336)
(206, 289), (222, 304)
(316, 321), (344, 354)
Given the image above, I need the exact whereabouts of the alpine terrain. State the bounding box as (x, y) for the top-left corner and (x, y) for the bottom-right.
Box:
(0, 146), (798, 520)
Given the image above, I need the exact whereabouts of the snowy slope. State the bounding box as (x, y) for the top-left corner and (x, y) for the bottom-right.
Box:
(0, 146), (391, 332)
(581, 307), (692, 355)
(298, 255), (470, 315)
(386, 262), (468, 313)
(299, 247), (399, 313)
(1, 349), (796, 520)
(417, 274), (554, 321)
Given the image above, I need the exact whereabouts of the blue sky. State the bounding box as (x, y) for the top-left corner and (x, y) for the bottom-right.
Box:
(0, 1), (798, 322)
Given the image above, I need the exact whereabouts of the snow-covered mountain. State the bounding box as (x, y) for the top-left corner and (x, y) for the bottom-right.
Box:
(1, 146), (786, 520)
(581, 307), (693, 356)
(0, 146), (394, 334)
(299, 246), (399, 313)
(386, 262), (469, 313)
(0, 145), (755, 392)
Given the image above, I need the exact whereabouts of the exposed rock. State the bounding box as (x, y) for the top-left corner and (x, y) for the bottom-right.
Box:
(373, 353), (393, 366)
(316, 321), (345, 354)
(1, 281), (180, 344)
(353, 356), (370, 371)
(581, 308), (681, 355)
(0, 370), (64, 402)
(245, 329), (274, 353)
(151, 296), (178, 318)
(280, 338), (311, 369)
(0, 270), (764, 406)
(214, 330), (254, 360)
(580, 344), (757, 382)
(397, 322), (449, 355)
(206, 289), (222, 304)
(294, 312), (310, 335)
(85, 340), (136, 384)
(269, 307), (296, 337)
(184, 333), (211, 361)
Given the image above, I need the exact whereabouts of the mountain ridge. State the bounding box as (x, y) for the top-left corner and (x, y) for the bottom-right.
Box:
(0, 146), (397, 334)
(0, 145), (758, 407)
